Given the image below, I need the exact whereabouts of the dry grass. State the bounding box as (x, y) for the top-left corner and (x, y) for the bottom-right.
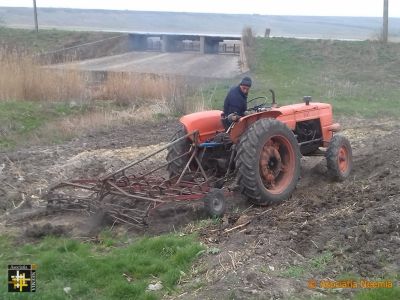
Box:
(0, 49), (86, 102)
(99, 72), (186, 108)
(0, 47), (189, 109)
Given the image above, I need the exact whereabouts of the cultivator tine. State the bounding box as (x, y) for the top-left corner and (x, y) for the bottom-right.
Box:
(141, 149), (193, 178)
(101, 130), (199, 181)
(110, 216), (143, 228)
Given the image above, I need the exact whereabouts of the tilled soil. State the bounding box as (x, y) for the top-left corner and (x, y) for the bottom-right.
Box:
(0, 117), (399, 299)
(0, 118), (180, 231)
(173, 118), (400, 299)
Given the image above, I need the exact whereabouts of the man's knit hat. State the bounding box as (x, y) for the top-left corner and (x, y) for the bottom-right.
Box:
(240, 76), (252, 87)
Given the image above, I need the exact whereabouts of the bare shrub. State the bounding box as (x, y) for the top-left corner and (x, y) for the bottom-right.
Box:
(99, 72), (185, 109)
(165, 77), (190, 115)
(241, 26), (256, 70)
(187, 86), (215, 113)
(242, 27), (256, 48)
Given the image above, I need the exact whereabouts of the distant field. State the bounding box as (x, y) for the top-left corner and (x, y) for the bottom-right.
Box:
(1, 7), (400, 40)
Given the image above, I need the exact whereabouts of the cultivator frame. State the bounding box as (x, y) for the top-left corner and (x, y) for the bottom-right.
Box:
(46, 130), (227, 227)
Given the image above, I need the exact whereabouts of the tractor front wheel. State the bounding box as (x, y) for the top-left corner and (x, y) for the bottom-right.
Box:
(326, 135), (353, 181)
(236, 119), (301, 206)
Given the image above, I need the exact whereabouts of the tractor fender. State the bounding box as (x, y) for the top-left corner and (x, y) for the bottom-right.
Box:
(230, 110), (282, 143)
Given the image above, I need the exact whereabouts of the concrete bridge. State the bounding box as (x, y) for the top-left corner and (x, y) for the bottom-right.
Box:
(128, 32), (241, 54)
(46, 31), (246, 79)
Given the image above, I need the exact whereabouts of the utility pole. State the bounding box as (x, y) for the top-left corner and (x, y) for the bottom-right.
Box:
(383, 0), (388, 43)
(33, 0), (38, 32)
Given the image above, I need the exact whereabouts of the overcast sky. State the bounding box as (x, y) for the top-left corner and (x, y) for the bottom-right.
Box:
(1, 0), (399, 17)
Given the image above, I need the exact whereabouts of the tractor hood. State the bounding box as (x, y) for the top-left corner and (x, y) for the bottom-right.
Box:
(180, 110), (225, 143)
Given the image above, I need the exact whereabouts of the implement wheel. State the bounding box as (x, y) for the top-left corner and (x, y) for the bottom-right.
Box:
(326, 135), (353, 181)
(204, 188), (226, 217)
(236, 119), (301, 205)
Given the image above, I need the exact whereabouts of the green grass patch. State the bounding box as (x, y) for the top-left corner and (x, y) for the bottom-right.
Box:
(280, 265), (307, 278)
(341, 274), (400, 300)
(354, 286), (400, 300)
(0, 100), (89, 149)
(0, 233), (204, 299)
(280, 251), (334, 278)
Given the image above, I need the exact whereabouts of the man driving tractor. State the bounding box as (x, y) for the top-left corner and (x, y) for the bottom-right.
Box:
(222, 76), (252, 129)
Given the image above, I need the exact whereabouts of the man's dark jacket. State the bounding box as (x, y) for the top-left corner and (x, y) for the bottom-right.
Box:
(223, 85), (248, 117)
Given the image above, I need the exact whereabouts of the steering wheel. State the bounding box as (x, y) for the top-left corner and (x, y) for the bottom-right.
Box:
(247, 96), (271, 112)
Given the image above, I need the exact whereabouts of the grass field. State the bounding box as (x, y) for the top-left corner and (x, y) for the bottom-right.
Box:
(210, 37), (400, 118)
(0, 233), (204, 299)
(0, 101), (91, 148)
(250, 38), (400, 117)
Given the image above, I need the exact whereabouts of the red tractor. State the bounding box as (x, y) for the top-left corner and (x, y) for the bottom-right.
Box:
(45, 91), (353, 225)
(167, 91), (352, 210)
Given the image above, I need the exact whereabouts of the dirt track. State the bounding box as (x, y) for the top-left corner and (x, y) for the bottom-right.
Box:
(0, 116), (399, 299)
(53, 51), (242, 79)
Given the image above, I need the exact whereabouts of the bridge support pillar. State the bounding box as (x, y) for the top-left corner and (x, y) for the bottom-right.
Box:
(128, 34), (147, 51)
(200, 36), (205, 54)
(200, 36), (221, 54)
(162, 35), (172, 52)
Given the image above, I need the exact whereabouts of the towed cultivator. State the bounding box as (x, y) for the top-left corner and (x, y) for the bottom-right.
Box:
(46, 131), (229, 227)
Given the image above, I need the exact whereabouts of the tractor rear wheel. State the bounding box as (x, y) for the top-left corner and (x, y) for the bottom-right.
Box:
(166, 127), (192, 178)
(326, 135), (353, 181)
(236, 119), (301, 205)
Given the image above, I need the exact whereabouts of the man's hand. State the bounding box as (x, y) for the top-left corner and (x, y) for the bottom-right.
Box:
(227, 113), (240, 122)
